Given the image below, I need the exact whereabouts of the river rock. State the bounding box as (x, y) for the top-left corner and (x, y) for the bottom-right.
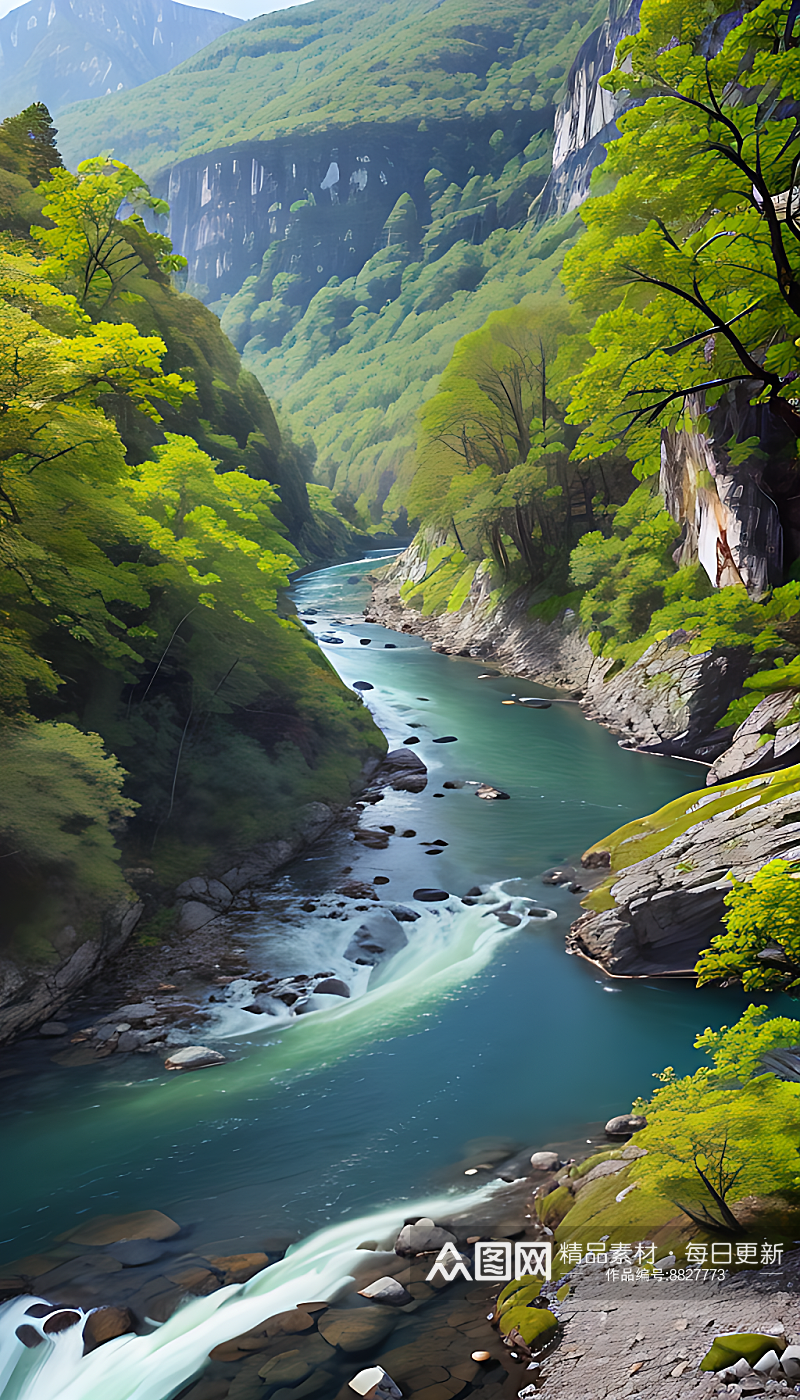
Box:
(108, 1239), (169, 1265)
(372, 747), (428, 793)
(390, 905), (420, 921)
(61, 1209), (180, 1245)
(82, 1306), (134, 1352)
(164, 1046), (227, 1071)
(313, 978), (350, 997)
(476, 785), (510, 800)
(605, 1113), (647, 1137)
(258, 1350), (313, 1386)
(343, 912), (408, 966)
(413, 887), (449, 901)
(358, 1275), (413, 1305)
(530, 1151), (560, 1171)
(102, 1002), (158, 1024)
(706, 690), (800, 784)
(353, 828), (390, 848)
(318, 1306), (398, 1353)
(394, 1218), (456, 1256)
(39, 1021), (68, 1037)
(177, 901), (219, 934)
(353, 680), (374, 690)
(432, 735), (458, 743)
(350, 1368), (402, 1400)
(582, 848), (611, 869)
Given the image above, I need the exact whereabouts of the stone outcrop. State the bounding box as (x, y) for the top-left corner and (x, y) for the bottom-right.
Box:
(537, 0), (642, 219)
(706, 690), (800, 785)
(0, 898), (143, 1046)
(368, 542), (747, 761)
(568, 784), (800, 975)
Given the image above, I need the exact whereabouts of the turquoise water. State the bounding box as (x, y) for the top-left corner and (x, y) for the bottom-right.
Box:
(1, 556), (744, 1268)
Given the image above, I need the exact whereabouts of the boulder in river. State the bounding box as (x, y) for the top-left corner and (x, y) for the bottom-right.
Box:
(432, 735), (458, 743)
(413, 888), (449, 901)
(38, 1021), (68, 1037)
(357, 1275), (413, 1306)
(476, 784), (510, 800)
(343, 911), (409, 966)
(605, 1113), (647, 1137)
(82, 1307), (134, 1353)
(394, 1217), (456, 1256)
(390, 905), (420, 922)
(62, 1208), (180, 1245)
(530, 1150), (560, 1171)
(372, 746), (428, 793)
(318, 1306), (398, 1352)
(164, 1046), (227, 1071)
(353, 681), (374, 690)
(353, 828), (390, 848)
(313, 978), (350, 998)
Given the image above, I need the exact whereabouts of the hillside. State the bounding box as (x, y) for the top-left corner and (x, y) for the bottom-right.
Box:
(56, 0), (607, 177)
(0, 0), (240, 116)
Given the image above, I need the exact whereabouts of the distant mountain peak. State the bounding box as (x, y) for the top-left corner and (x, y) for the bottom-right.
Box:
(0, 0), (241, 117)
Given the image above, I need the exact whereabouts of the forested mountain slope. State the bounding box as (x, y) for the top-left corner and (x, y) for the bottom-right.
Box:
(57, 0), (616, 527)
(0, 0), (240, 116)
(0, 109), (384, 1037)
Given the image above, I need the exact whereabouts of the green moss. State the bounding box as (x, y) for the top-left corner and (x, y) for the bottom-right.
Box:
(580, 762), (800, 913)
(496, 1280), (542, 1316)
(536, 1185), (573, 1228)
(700, 1334), (779, 1372)
(499, 1305), (558, 1347)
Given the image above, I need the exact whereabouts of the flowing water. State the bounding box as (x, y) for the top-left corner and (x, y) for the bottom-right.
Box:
(0, 553), (755, 1395)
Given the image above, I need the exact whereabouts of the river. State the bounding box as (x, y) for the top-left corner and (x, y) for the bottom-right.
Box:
(0, 553), (752, 1396)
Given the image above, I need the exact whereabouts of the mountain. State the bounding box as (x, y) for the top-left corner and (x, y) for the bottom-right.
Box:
(54, 0), (612, 524)
(0, 0), (241, 116)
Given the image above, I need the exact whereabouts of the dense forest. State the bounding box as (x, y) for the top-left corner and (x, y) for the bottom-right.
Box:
(0, 105), (384, 980)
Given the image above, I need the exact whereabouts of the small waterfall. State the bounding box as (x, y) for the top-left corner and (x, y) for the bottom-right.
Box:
(0, 1186), (501, 1400)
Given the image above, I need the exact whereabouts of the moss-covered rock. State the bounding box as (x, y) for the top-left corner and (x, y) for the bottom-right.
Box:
(700, 1333), (781, 1372)
(499, 1305), (558, 1347)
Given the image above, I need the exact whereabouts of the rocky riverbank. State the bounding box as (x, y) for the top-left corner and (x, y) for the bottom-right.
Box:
(3, 1156), (797, 1400)
(366, 543), (748, 766)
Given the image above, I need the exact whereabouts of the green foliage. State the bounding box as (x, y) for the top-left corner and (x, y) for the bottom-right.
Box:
(34, 158), (186, 314)
(0, 129), (385, 964)
(561, 0), (800, 474)
(498, 1304), (558, 1346)
(56, 0), (606, 178)
(0, 723), (135, 949)
(0, 103), (61, 186)
(701, 1335), (780, 1373)
(630, 1008), (800, 1230)
(696, 861), (800, 996)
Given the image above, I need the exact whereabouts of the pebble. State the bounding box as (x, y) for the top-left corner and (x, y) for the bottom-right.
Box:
(413, 888), (450, 901)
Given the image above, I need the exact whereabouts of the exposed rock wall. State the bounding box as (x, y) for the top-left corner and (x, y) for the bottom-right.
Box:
(537, 0), (641, 219)
(568, 784), (800, 975)
(367, 541), (747, 761)
(165, 128), (434, 303)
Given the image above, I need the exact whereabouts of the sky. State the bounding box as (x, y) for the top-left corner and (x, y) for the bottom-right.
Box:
(0, 0), (314, 23)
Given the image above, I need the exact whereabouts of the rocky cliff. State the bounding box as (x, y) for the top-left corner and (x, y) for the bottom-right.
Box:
(537, 0), (641, 220)
(0, 0), (239, 116)
(367, 538), (748, 762)
(569, 765), (800, 976)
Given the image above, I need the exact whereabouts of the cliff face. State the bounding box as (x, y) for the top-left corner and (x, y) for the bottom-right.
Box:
(0, 0), (239, 116)
(537, 0), (641, 219)
(660, 392), (800, 599)
(166, 126), (437, 306)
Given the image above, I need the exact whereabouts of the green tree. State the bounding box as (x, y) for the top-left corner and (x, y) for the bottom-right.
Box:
(0, 102), (62, 185)
(409, 303), (618, 581)
(632, 1006), (800, 1232)
(696, 859), (800, 995)
(561, 0), (800, 478)
(33, 157), (187, 314)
